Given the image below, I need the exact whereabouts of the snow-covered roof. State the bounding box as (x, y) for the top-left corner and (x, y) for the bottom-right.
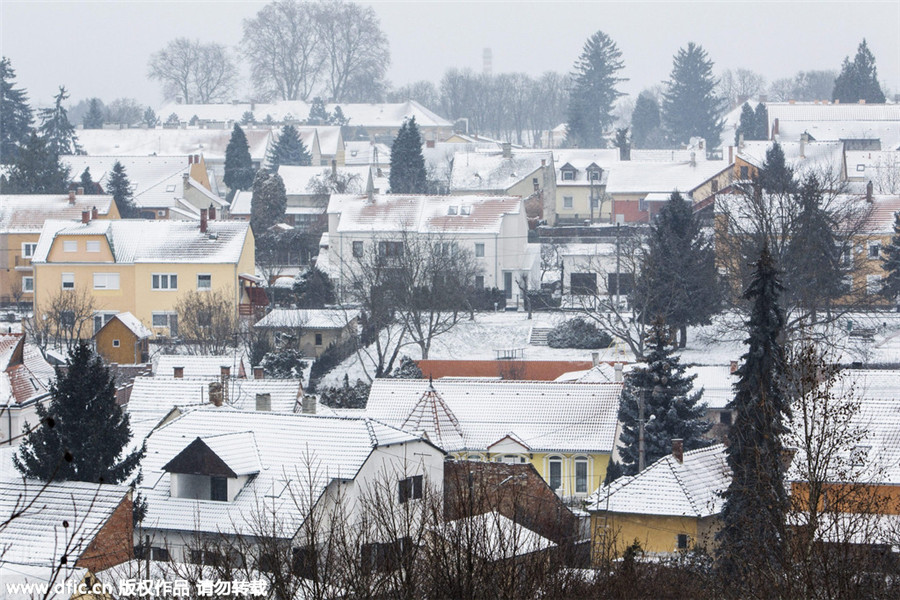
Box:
(0, 334), (53, 408)
(298, 126), (341, 156)
(75, 128), (274, 162)
(364, 379), (622, 454)
(254, 308), (359, 330)
(604, 160), (728, 196)
(845, 150), (900, 188)
(436, 510), (556, 560)
(138, 408), (425, 535)
(451, 149), (553, 192)
(554, 150), (616, 187)
(686, 365), (737, 410)
(155, 354), (249, 379)
(0, 194), (115, 232)
(737, 140), (845, 177)
(344, 141), (391, 166)
(32, 219), (250, 264)
(553, 362), (626, 383)
(586, 444), (730, 517)
(329, 194), (522, 235)
(106, 312), (152, 340)
(230, 190), (253, 216)
(190, 431), (263, 476)
(277, 165), (370, 197)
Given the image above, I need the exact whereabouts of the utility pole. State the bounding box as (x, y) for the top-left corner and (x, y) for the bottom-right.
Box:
(638, 388), (646, 472)
(615, 223), (621, 308)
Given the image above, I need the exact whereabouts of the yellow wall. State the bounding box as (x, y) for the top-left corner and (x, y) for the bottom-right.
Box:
(556, 186), (610, 222)
(591, 512), (720, 558)
(95, 319), (144, 365)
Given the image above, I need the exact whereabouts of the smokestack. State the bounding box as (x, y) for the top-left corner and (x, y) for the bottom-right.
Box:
(68, 190), (76, 205)
(672, 439), (684, 463)
(220, 365), (231, 380)
(77, 187), (84, 195)
(188, 155), (193, 165)
(501, 143), (512, 159)
(614, 362), (624, 383)
(738, 133), (744, 150)
(91, 206), (98, 220)
(200, 208), (208, 233)
(209, 382), (224, 407)
(173, 366), (184, 379)
(81, 210), (90, 224)
(255, 393), (271, 412)
(866, 181), (874, 203)
(541, 159), (546, 167)
(728, 146), (733, 164)
(208, 204), (216, 221)
(253, 366), (264, 380)
(301, 394), (316, 415)
(730, 360), (738, 374)
(591, 352), (599, 367)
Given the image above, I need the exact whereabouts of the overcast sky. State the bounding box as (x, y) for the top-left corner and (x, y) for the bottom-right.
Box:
(2, 0), (899, 109)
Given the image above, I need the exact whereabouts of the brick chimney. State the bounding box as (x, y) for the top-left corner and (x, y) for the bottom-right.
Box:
(301, 394), (316, 415)
(194, 154), (200, 164)
(592, 352), (599, 367)
(81, 210), (90, 224)
(730, 360), (738, 374)
(77, 186), (85, 195)
(672, 439), (684, 463)
(200, 208), (208, 233)
(501, 143), (512, 159)
(208, 204), (216, 220)
(91, 206), (98, 220)
(173, 366), (184, 379)
(209, 381), (224, 407)
(68, 190), (76, 205)
(255, 393), (271, 412)
(253, 366), (264, 380)
(614, 362), (624, 383)
(188, 155), (193, 165)
(426, 140), (435, 149)
(220, 365), (230, 379)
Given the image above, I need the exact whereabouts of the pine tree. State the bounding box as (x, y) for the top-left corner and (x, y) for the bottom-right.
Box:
(307, 97), (330, 125)
(82, 98), (104, 129)
(14, 342), (144, 483)
(79, 167), (95, 194)
(250, 169), (287, 235)
(2, 131), (70, 194)
(881, 212), (900, 305)
(832, 39), (886, 104)
(143, 106), (158, 128)
(38, 86), (81, 156)
(389, 116), (427, 194)
(630, 91), (661, 149)
(330, 105), (347, 126)
(617, 320), (711, 475)
(268, 124), (311, 170)
(240, 111), (256, 126)
(634, 191), (720, 347)
(734, 102), (756, 145)
(717, 245), (790, 589)
(758, 141), (796, 194)
(753, 102), (768, 140)
(0, 57), (34, 164)
(661, 42), (724, 148)
(565, 30), (626, 148)
(107, 160), (139, 218)
(293, 265), (336, 308)
(224, 123), (255, 193)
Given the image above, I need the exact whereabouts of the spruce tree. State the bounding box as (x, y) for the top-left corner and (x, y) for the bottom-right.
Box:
(617, 320), (711, 475)
(881, 212), (900, 305)
(565, 30), (626, 148)
(661, 43), (724, 148)
(2, 131), (70, 194)
(758, 141), (795, 194)
(14, 342), (144, 483)
(293, 265), (336, 308)
(630, 91), (661, 149)
(753, 102), (768, 140)
(832, 39), (886, 104)
(250, 169), (287, 235)
(240, 111), (256, 126)
(634, 191), (720, 348)
(614, 127), (630, 160)
(734, 102), (760, 145)
(107, 160), (139, 218)
(82, 98), (104, 129)
(307, 97), (330, 125)
(224, 123), (255, 193)
(79, 167), (95, 194)
(143, 106), (158, 128)
(389, 116), (427, 194)
(0, 57), (34, 164)
(717, 245), (790, 590)
(38, 86), (81, 156)
(268, 124), (311, 170)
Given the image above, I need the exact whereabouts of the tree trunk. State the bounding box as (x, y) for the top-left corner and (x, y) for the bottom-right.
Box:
(678, 324), (687, 348)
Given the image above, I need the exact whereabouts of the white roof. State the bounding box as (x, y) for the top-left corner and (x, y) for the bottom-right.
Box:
(277, 165), (370, 196)
(686, 365), (737, 410)
(554, 363), (625, 383)
(108, 312), (152, 339)
(586, 444), (730, 517)
(301, 126), (341, 156)
(195, 431), (263, 476)
(138, 408), (425, 535)
(344, 141), (391, 166)
(32, 219), (249, 264)
(604, 160), (728, 196)
(230, 190), (253, 216)
(329, 194), (522, 235)
(254, 308), (359, 330)
(737, 140), (845, 177)
(436, 510), (556, 560)
(0, 334), (54, 408)
(75, 128), (274, 162)
(364, 379), (623, 453)
(0, 194), (115, 233)
(451, 149), (552, 192)
(155, 354), (249, 379)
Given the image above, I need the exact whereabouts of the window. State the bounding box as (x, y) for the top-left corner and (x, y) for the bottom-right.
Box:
(475, 243), (485, 258)
(157, 210), (166, 217)
(448, 205), (458, 215)
(838, 244), (852, 267)
(677, 534), (689, 550)
(112, 339), (120, 347)
(562, 170), (575, 181)
(152, 273), (177, 290)
(378, 241), (403, 258)
(857, 164), (866, 172)
(210, 476), (228, 501)
(869, 242), (881, 259)
(549, 458), (562, 491)
(475, 275), (484, 288)
(352, 241), (364, 258)
(575, 458), (588, 494)
(436, 242), (456, 257)
(21, 243), (37, 258)
(720, 410), (732, 425)
(61, 273), (75, 290)
(739, 166), (749, 179)
(315, 333), (323, 346)
(460, 205), (471, 215)
(591, 196), (599, 208)
(711, 179), (719, 193)
(63, 240), (77, 253)
(60, 311), (75, 328)
(504, 272), (513, 299)
(197, 274), (211, 290)
(22, 276), (33, 292)
(93, 312), (117, 335)
(93, 272), (120, 290)
(166, 184), (176, 192)
(86, 240), (100, 253)
(563, 196), (573, 209)
(292, 546), (318, 580)
(588, 170), (601, 181)
(152, 312), (178, 335)
(398, 475), (423, 503)
(571, 273), (597, 295)
(150, 547), (170, 562)
(867, 274), (882, 296)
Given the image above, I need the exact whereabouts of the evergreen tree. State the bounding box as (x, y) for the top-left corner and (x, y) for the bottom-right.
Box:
(240, 111), (256, 126)
(268, 124), (311, 170)
(224, 124), (255, 193)
(758, 141), (796, 194)
(634, 191), (720, 347)
(832, 39), (886, 104)
(753, 102), (768, 140)
(565, 30), (626, 148)
(881, 212), (900, 305)
(307, 97), (330, 125)
(617, 320), (711, 475)
(143, 106), (158, 128)
(79, 167), (95, 194)
(14, 342), (144, 483)
(250, 169), (287, 235)
(107, 161), (139, 218)
(0, 57), (34, 164)
(734, 102), (756, 145)
(630, 91), (661, 149)
(614, 127), (630, 160)
(389, 116), (427, 194)
(330, 105), (347, 126)
(38, 86), (81, 156)
(661, 42), (724, 148)
(165, 113), (180, 127)
(717, 245), (790, 590)
(2, 131), (70, 194)
(293, 265), (336, 308)
(82, 98), (104, 129)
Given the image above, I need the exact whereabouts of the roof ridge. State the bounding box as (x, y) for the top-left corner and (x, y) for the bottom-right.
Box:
(666, 457), (701, 516)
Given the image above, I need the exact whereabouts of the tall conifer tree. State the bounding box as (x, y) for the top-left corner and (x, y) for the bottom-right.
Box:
(662, 43), (724, 147)
(107, 161), (139, 218)
(224, 123), (255, 193)
(0, 57), (34, 164)
(38, 86), (81, 156)
(832, 39), (886, 104)
(268, 124), (311, 170)
(2, 131), (70, 194)
(389, 116), (427, 194)
(565, 30), (626, 148)
(880, 212), (900, 305)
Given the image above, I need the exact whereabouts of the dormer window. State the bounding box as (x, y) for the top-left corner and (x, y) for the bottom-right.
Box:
(586, 164), (603, 181)
(562, 170), (575, 181)
(448, 206), (458, 215)
(588, 170), (601, 181)
(162, 434), (260, 502)
(460, 205), (471, 215)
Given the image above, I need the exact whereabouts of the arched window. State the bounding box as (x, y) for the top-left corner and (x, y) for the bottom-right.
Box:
(548, 457), (563, 492)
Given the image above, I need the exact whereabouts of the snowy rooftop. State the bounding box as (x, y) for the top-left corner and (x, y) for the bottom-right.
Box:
(138, 408), (423, 535)
(230, 190), (253, 216)
(604, 159), (728, 195)
(254, 308), (360, 329)
(32, 219), (250, 264)
(587, 444), (730, 517)
(277, 165), (370, 196)
(104, 312), (152, 340)
(436, 511), (556, 560)
(155, 354), (249, 379)
(0, 334), (54, 408)
(75, 128), (274, 162)
(295, 126), (341, 156)
(0, 194), (114, 232)
(344, 141), (391, 166)
(364, 378), (623, 454)
(686, 365), (737, 410)
(451, 149), (553, 192)
(736, 140), (845, 176)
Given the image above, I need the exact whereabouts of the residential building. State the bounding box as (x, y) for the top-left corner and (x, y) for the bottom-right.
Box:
(0, 333), (54, 446)
(363, 378), (623, 500)
(0, 190), (119, 305)
(155, 353), (250, 380)
(733, 139), (846, 185)
(93, 311), (151, 365)
(295, 126), (343, 166)
(553, 149), (618, 224)
(766, 101), (900, 151)
(31, 215), (254, 340)
(253, 308), (360, 357)
(344, 140), (391, 169)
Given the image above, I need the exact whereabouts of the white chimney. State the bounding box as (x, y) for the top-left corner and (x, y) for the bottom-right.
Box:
(301, 395), (316, 415)
(255, 393), (271, 412)
(614, 363), (624, 383)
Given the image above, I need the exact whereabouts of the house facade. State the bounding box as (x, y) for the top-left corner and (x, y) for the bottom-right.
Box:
(93, 311), (152, 365)
(253, 308), (360, 357)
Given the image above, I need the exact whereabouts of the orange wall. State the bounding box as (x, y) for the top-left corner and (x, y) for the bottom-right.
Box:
(417, 360), (596, 381)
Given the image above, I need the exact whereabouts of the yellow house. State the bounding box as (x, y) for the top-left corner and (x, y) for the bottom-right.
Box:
(587, 443), (729, 558)
(364, 378), (622, 499)
(31, 214), (254, 339)
(93, 311), (151, 365)
(0, 191), (119, 305)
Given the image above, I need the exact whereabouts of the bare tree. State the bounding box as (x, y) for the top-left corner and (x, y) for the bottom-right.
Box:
(26, 288), (95, 356)
(149, 39), (237, 103)
(192, 43), (238, 103)
(175, 290), (238, 355)
(717, 68), (766, 109)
